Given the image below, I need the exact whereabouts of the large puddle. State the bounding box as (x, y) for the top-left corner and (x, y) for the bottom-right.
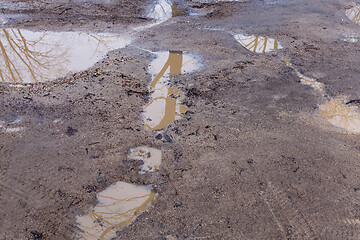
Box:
(234, 34), (282, 53)
(346, 5), (360, 25)
(286, 60), (360, 134)
(76, 182), (157, 240)
(142, 51), (201, 131)
(0, 0), (183, 83)
(0, 29), (131, 83)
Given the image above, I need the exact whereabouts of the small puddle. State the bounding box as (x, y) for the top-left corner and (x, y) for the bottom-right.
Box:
(76, 182), (157, 240)
(0, 28), (131, 83)
(340, 34), (359, 43)
(320, 99), (360, 134)
(346, 5), (360, 25)
(284, 60), (325, 94)
(0, 114), (24, 132)
(285, 60), (360, 134)
(142, 51), (201, 131)
(127, 146), (162, 174)
(234, 34), (282, 53)
(148, 0), (173, 22)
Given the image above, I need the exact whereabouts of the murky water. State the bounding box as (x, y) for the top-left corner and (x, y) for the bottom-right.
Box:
(286, 60), (360, 134)
(143, 51), (201, 131)
(76, 182), (157, 240)
(346, 5), (360, 25)
(234, 34), (282, 53)
(0, 28), (131, 83)
(127, 146), (162, 174)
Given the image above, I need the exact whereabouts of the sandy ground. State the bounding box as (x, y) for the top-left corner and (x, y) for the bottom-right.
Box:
(1, 0), (360, 239)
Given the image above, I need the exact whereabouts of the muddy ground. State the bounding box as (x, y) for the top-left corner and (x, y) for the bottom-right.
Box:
(1, 0), (360, 239)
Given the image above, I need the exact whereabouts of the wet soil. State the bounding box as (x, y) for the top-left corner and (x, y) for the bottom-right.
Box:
(1, 0), (360, 239)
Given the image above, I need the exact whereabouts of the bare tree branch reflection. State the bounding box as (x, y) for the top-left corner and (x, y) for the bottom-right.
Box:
(0, 28), (130, 83)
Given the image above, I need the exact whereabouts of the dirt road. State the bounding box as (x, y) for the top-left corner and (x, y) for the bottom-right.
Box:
(1, 0), (360, 239)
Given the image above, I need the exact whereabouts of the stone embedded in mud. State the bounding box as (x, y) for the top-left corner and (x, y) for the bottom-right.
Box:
(127, 146), (162, 174)
(0, 28), (131, 83)
(76, 182), (157, 240)
(143, 51), (201, 131)
(346, 5), (360, 25)
(320, 99), (360, 134)
(234, 34), (282, 53)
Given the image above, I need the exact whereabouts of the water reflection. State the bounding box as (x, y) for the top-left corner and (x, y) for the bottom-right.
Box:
(284, 60), (325, 94)
(127, 146), (162, 174)
(76, 182), (157, 240)
(0, 28), (131, 83)
(148, 0), (172, 21)
(320, 99), (360, 134)
(285, 60), (360, 134)
(234, 34), (282, 53)
(143, 51), (201, 131)
(346, 5), (360, 25)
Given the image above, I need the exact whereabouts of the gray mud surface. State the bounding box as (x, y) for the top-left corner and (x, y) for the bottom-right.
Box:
(1, 0), (360, 239)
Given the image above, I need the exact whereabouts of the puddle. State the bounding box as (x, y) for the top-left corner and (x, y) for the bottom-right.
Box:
(284, 60), (325, 93)
(234, 34), (282, 53)
(346, 5), (360, 25)
(285, 60), (360, 134)
(76, 182), (157, 240)
(127, 146), (162, 174)
(142, 51), (201, 131)
(0, 114), (24, 132)
(340, 34), (359, 43)
(148, 0), (172, 22)
(0, 28), (131, 83)
(320, 99), (360, 134)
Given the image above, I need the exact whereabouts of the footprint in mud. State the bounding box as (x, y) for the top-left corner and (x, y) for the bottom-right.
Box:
(76, 181), (158, 240)
(346, 4), (360, 25)
(143, 51), (202, 131)
(285, 60), (360, 134)
(234, 34), (283, 53)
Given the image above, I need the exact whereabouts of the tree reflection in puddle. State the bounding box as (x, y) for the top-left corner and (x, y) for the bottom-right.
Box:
(143, 51), (201, 131)
(0, 28), (131, 83)
(346, 5), (360, 25)
(234, 34), (282, 53)
(76, 182), (157, 240)
(285, 60), (360, 134)
(320, 99), (360, 134)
